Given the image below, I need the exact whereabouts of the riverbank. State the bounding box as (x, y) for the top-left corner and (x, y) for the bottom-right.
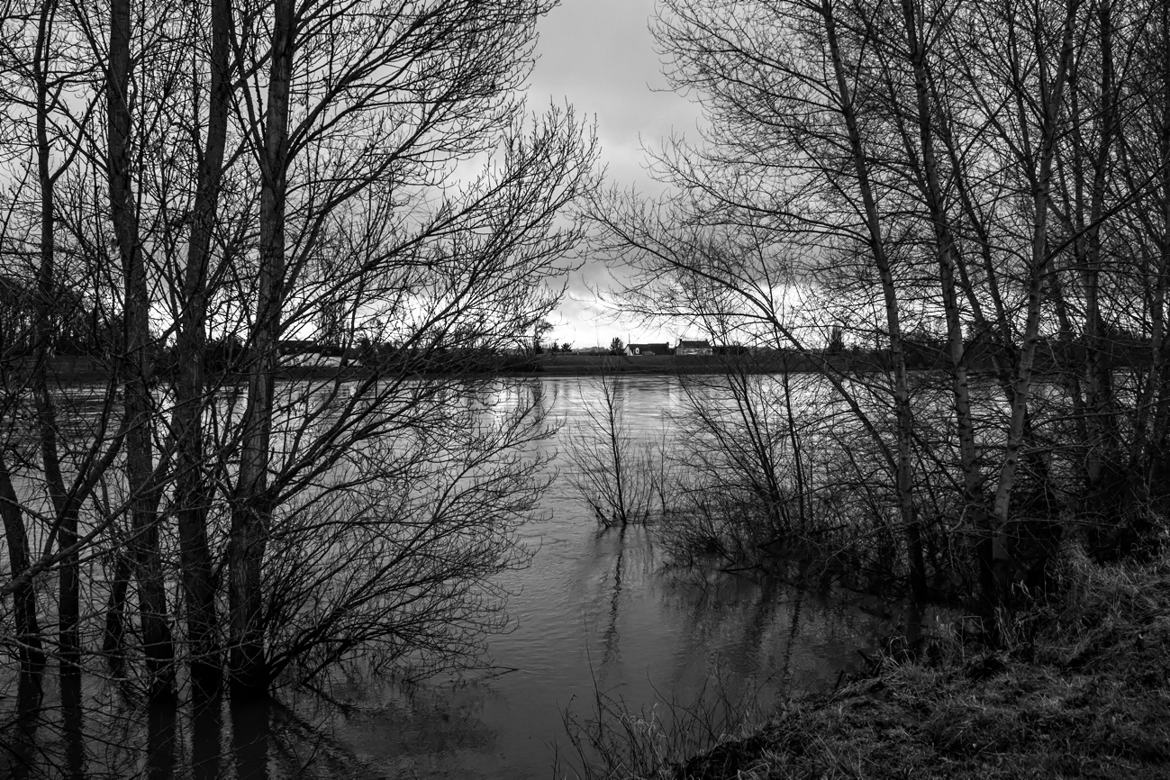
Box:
(37, 350), (1086, 382)
(37, 352), (778, 380)
(668, 550), (1170, 779)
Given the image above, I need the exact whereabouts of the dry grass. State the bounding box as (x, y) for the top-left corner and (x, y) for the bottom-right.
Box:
(665, 550), (1170, 779)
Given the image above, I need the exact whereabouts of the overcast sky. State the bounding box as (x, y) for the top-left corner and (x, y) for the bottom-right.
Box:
(527, 0), (700, 348)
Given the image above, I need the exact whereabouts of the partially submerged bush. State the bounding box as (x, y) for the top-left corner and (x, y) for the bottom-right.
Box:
(557, 672), (767, 780)
(565, 370), (669, 527)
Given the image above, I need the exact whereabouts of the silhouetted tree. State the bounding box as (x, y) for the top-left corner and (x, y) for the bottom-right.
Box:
(0, 0), (597, 771)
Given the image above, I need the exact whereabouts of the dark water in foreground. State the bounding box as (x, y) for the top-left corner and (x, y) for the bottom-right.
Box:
(2, 375), (903, 778)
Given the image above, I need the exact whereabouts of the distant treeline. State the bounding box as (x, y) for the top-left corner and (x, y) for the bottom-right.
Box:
(30, 330), (1161, 382)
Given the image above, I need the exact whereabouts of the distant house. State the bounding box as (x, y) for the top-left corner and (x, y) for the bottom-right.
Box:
(626, 342), (670, 356)
(676, 339), (712, 356)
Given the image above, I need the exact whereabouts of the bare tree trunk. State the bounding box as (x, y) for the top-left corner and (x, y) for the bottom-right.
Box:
(56, 502), (84, 778)
(175, 0), (233, 697)
(231, 0), (294, 694)
(101, 548), (132, 677)
(897, 0), (988, 611)
(1058, 0), (1118, 493)
(0, 460), (44, 688)
(821, 0), (927, 601)
(30, 5), (83, 768)
(990, 0), (1079, 602)
(107, 0), (175, 695)
(1084, 0), (1119, 486)
(3, 0), (60, 707)
(3, 662), (42, 780)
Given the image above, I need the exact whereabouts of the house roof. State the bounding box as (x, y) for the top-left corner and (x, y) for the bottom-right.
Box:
(677, 339), (711, 348)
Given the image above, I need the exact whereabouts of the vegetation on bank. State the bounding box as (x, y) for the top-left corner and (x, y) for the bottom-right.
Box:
(556, 355), (1168, 777)
(587, 0), (1170, 650)
(671, 551), (1170, 779)
(560, 548), (1170, 779)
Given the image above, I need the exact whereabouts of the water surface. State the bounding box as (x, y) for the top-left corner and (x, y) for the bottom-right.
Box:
(309, 374), (895, 778)
(1, 373), (899, 779)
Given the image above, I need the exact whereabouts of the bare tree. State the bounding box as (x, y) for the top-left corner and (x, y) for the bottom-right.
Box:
(172, 0), (234, 698)
(673, 360), (809, 555)
(0, 0), (597, 771)
(214, 0), (597, 691)
(590, 0), (1162, 628)
(566, 366), (656, 527)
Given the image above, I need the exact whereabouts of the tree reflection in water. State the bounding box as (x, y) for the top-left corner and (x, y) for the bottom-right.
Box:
(600, 525), (627, 669)
(230, 696), (268, 780)
(0, 681), (390, 779)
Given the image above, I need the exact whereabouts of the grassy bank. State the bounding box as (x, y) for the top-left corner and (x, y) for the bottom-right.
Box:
(664, 549), (1170, 779)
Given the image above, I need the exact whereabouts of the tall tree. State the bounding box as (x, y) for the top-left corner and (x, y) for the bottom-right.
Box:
(173, 0), (235, 698)
(107, 0), (176, 696)
(592, 0), (1144, 622)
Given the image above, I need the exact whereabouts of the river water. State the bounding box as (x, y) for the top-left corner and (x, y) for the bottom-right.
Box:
(300, 374), (897, 778)
(1, 373), (901, 779)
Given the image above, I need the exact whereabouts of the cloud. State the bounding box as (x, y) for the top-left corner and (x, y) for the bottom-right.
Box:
(528, 0), (700, 189)
(527, 0), (701, 349)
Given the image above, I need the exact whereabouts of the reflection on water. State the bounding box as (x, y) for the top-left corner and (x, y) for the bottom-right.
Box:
(1, 374), (897, 779)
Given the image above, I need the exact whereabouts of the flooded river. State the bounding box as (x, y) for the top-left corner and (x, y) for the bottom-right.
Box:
(308, 374), (896, 778)
(1, 373), (900, 779)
